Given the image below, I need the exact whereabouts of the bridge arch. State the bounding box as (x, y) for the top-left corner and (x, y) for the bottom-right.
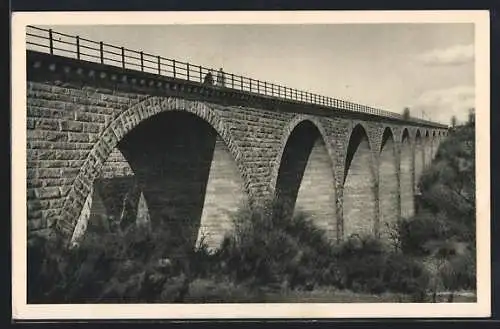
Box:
(424, 130), (433, 167)
(272, 116), (338, 240)
(378, 127), (399, 237)
(414, 129), (425, 190)
(59, 97), (251, 248)
(399, 128), (414, 218)
(342, 123), (377, 238)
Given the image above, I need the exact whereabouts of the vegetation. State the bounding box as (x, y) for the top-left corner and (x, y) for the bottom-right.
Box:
(28, 120), (475, 303)
(388, 119), (476, 300)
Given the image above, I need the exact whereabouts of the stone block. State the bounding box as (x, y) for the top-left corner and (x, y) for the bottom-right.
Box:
(35, 186), (61, 199)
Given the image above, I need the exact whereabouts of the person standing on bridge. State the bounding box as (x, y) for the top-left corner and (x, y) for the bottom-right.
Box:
(203, 70), (214, 85)
(216, 67), (226, 88)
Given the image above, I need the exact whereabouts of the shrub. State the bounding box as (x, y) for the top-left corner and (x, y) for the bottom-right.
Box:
(439, 246), (476, 292)
(383, 253), (430, 298)
(395, 211), (457, 256)
(216, 200), (340, 291)
(27, 216), (219, 303)
(333, 235), (430, 297)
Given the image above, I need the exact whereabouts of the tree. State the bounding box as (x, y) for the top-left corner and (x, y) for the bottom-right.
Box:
(451, 115), (457, 128)
(403, 107), (410, 120)
(468, 108), (475, 125)
(418, 123), (475, 240)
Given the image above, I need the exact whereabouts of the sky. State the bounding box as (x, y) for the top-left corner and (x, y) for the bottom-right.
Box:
(35, 23), (475, 124)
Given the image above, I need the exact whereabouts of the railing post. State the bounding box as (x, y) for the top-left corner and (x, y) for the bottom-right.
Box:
(100, 42), (104, 64)
(172, 60), (176, 78)
(271, 84), (274, 96)
(249, 79), (252, 92)
(121, 47), (125, 68)
(140, 51), (144, 72)
(76, 36), (80, 59)
(264, 81), (267, 95)
(241, 76), (244, 90)
(48, 29), (53, 55)
(199, 66), (202, 83)
(257, 80), (259, 93)
(157, 56), (161, 75)
(187, 63), (190, 80)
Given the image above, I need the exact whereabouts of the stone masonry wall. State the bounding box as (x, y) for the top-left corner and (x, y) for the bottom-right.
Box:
(26, 81), (146, 232)
(27, 71), (447, 246)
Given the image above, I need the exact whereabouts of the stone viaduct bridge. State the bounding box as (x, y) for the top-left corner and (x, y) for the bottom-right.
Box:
(26, 26), (448, 249)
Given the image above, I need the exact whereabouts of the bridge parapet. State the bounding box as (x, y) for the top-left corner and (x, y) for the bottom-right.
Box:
(26, 25), (447, 129)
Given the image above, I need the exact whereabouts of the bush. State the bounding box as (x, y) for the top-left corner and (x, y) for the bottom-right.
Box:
(439, 247), (476, 292)
(333, 235), (430, 297)
(27, 217), (219, 303)
(383, 253), (430, 298)
(394, 211), (460, 256)
(216, 200), (340, 291)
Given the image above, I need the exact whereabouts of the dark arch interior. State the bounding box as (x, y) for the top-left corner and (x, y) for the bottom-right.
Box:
(83, 110), (244, 252)
(344, 124), (372, 184)
(402, 128), (410, 142)
(342, 124), (376, 238)
(416, 130), (422, 140)
(275, 121), (324, 217)
(380, 127), (393, 151)
(379, 127), (398, 237)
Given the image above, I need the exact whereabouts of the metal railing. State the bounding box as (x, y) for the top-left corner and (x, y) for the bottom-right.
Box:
(26, 25), (443, 126)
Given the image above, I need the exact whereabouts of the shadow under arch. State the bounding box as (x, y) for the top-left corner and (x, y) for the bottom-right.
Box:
(342, 123), (377, 238)
(272, 117), (337, 239)
(59, 97), (251, 248)
(378, 127), (399, 237)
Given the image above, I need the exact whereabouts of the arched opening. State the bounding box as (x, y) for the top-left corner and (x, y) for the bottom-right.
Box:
(431, 131), (439, 158)
(378, 127), (398, 237)
(74, 110), (247, 251)
(78, 148), (149, 237)
(198, 137), (248, 248)
(274, 120), (337, 240)
(400, 129), (414, 219)
(414, 130), (425, 190)
(424, 130), (433, 167)
(343, 124), (376, 238)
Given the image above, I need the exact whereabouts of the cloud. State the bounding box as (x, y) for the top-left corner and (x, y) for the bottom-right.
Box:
(417, 44), (474, 66)
(410, 86), (475, 124)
